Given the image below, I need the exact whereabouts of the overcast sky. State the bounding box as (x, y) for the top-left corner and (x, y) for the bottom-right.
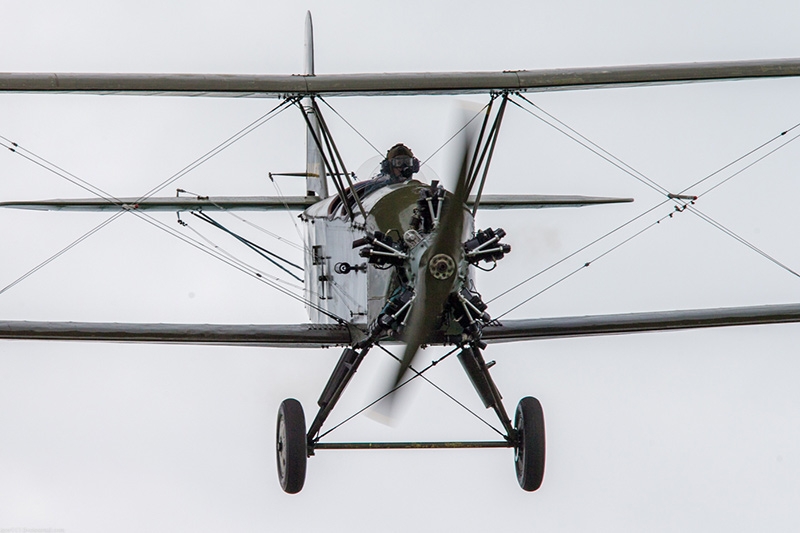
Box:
(2, 1), (800, 531)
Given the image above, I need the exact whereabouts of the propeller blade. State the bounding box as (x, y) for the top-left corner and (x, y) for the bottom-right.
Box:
(388, 132), (474, 394)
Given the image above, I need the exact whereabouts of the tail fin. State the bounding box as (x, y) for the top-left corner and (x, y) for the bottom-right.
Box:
(303, 11), (328, 198)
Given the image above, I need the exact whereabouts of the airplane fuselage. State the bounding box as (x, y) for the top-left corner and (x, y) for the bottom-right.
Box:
(301, 178), (473, 328)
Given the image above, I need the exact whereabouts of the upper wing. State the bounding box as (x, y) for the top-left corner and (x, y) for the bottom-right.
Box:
(2, 59), (800, 97)
(3, 303), (800, 347)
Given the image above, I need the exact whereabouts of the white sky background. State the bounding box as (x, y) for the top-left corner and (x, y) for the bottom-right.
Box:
(2, 0), (800, 531)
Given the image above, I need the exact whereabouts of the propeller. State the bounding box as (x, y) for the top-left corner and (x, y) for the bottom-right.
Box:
(375, 131), (475, 417)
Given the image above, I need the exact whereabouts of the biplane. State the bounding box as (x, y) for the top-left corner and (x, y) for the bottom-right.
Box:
(3, 12), (800, 494)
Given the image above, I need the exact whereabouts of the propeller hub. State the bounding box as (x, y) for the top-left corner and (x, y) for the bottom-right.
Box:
(429, 253), (456, 280)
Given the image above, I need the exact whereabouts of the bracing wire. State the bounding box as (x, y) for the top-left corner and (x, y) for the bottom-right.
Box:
(374, 343), (506, 437)
(190, 210), (304, 282)
(0, 98), (335, 312)
(492, 97), (800, 316)
(0, 211), (125, 296)
(268, 175), (307, 250)
(1, 138), (316, 305)
(177, 188), (305, 252)
(179, 218), (334, 307)
(495, 210), (675, 320)
(316, 344), (504, 441)
(130, 209), (343, 320)
(686, 205), (800, 279)
(511, 94), (671, 197)
(690, 126), (800, 199)
(487, 198), (671, 305)
(180, 220), (305, 292)
(135, 98), (297, 202)
(420, 99), (494, 167)
(317, 97), (383, 157)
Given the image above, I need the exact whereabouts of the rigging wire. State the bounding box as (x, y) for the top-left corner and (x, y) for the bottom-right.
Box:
(512, 93), (800, 223)
(495, 195), (800, 320)
(121, 202), (338, 318)
(133, 211), (342, 319)
(0, 97), (292, 241)
(0, 99), (325, 307)
(1, 153), (346, 320)
(135, 97), (297, 202)
(176, 188), (305, 252)
(680, 128), (800, 281)
(268, 175), (308, 250)
(486, 198), (671, 304)
(0, 97), (294, 243)
(317, 97), (383, 158)
(176, 213), (338, 308)
(2, 97), (295, 209)
(1, 100), (350, 321)
(188, 172), (344, 310)
(508, 95), (671, 197)
(491, 98), (800, 313)
(374, 343), (506, 437)
(690, 126), (800, 198)
(1, 138), (124, 208)
(509, 94), (800, 269)
(0, 196), (313, 307)
(420, 99), (494, 167)
(0, 211), (125, 296)
(180, 221), (306, 292)
(10, 189), (335, 319)
(495, 209), (677, 320)
(2, 139), (315, 304)
(327, 278), (363, 317)
(316, 344), (504, 440)
(190, 210), (304, 282)
(686, 205), (800, 279)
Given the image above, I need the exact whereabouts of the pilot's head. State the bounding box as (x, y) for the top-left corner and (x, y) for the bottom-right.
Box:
(383, 143), (420, 179)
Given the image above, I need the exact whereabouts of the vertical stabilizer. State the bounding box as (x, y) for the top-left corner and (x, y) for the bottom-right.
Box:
(303, 12), (328, 198)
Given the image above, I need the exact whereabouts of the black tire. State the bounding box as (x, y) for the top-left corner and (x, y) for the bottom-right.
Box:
(514, 396), (545, 492)
(276, 398), (307, 494)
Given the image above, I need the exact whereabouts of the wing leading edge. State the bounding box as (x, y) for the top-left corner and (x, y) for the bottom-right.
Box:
(2, 303), (800, 347)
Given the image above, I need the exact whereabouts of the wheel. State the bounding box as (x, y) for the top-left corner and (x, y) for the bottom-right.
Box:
(514, 396), (545, 491)
(276, 398), (307, 494)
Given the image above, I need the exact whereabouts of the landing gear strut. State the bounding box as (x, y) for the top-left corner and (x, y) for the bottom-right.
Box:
(276, 341), (546, 493)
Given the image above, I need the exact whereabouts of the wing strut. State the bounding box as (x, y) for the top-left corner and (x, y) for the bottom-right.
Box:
(466, 93), (509, 215)
(296, 99), (366, 220)
(296, 98), (351, 218)
(310, 98), (366, 220)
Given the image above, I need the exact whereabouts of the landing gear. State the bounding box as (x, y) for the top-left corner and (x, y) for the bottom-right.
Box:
(276, 345), (547, 493)
(514, 396), (546, 492)
(276, 398), (307, 494)
(457, 345), (546, 491)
